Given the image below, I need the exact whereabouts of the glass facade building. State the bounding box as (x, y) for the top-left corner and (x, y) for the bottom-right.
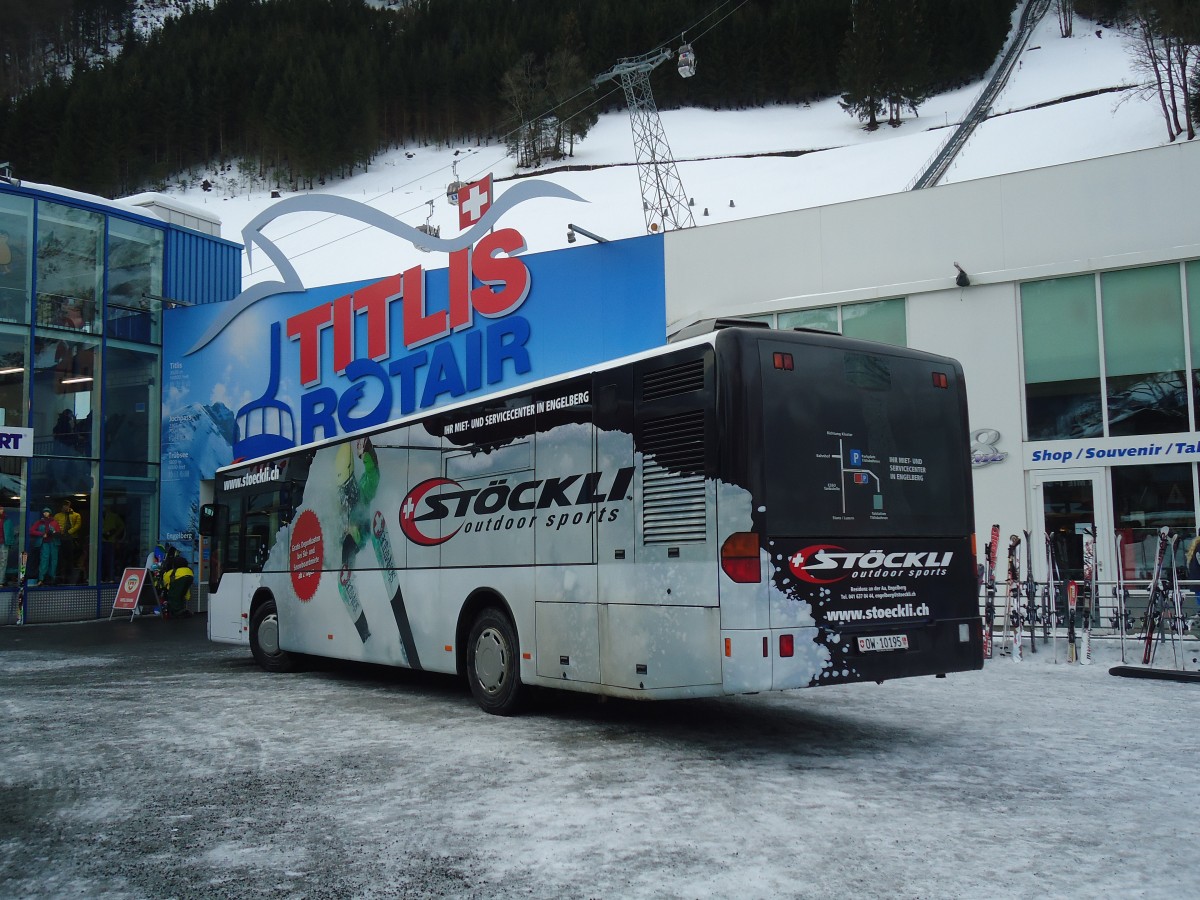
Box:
(0, 180), (239, 622)
(1020, 260), (1200, 580)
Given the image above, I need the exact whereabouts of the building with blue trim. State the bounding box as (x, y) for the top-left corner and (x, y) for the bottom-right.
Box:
(0, 175), (239, 621)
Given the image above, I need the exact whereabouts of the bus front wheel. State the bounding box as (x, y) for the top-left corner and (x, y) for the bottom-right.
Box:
(466, 608), (523, 715)
(250, 598), (296, 673)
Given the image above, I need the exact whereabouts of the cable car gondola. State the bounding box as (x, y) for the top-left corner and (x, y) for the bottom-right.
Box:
(677, 42), (696, 78)
(446, 160), (465, 206)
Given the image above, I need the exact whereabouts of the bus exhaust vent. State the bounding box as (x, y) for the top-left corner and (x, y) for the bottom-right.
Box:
(641, 358), (705, 402)
(640, 411), (707, 544)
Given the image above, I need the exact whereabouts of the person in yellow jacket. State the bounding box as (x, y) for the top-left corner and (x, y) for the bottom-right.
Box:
(54, 499), (83, 583)
(161, 556), (195, 619)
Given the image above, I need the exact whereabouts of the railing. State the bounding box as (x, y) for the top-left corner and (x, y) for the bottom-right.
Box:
(979, 576), (1200, 635)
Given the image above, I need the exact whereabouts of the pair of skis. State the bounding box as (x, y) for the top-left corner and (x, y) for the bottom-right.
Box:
(990, 530), (1036, 662)
(336, 508), (421, 669)
(13, 552), (27, 626)
(1055, 534), (1091, 666)
(1023, 529), (1038, 656)
(1141, 526), (1175, 667)
(1001, 534), (1023, 661)
(1113, 532), (1129, 663)
(983, 526), (999, 659)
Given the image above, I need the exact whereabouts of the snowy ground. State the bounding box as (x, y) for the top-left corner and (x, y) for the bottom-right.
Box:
(1, 618), (1196, 899)
(159, 10), (1168, 296)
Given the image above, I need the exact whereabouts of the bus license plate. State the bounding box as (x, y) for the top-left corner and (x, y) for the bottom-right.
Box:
(857, 635), (909, 653)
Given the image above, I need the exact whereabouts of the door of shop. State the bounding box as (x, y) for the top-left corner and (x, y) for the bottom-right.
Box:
(1029, 469), (1112, 604)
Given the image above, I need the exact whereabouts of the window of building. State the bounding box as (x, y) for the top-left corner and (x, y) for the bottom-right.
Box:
(779, 306), (839, 333)
(32, 334), (100, 457)
(0, 326), (28, 429)
(107, 219), (164, 344)
(0, 193), (33, 325)
(0, 326), (28, 585)
(1111, 462), (1195, 579)
(776, 298), (906, 345)
(102, 481), (157, 583)
(1021, 275), (1103, 440)
(103, 344), (161, 478)
(36, 202), (103, 332)
(1187, 260), (1200, 432)
(840, 298), (906, 344)
(1101, 265), (1186, 437)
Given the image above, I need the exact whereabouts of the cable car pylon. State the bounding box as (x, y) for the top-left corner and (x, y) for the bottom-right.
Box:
(594, 46), (696, 234)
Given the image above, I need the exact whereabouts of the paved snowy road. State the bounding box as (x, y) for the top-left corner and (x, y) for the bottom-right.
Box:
(1, 617), (1195, 899)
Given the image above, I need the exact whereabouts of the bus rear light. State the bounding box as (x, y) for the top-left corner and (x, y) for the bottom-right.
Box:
(720, 532), (761, 583)
(772, 352), (794, 371)
(932, 371), (948, 388)
(779, 634), (794, 657)
(724, 638), (732, 657)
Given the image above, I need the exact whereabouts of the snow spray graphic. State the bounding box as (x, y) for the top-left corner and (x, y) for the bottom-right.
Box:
(160, 177), (667, 560)
(768, 536), (974, 685)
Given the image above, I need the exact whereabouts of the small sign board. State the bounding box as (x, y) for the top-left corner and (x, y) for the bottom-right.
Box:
(110, 568), (155, 620)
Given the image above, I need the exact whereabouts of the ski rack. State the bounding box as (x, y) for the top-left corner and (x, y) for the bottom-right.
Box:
(977, 575), (1199, 674)
(973, 527), (1199, 678)
(1111, 530), (1199, 682)
(978, 576), (1199, 638)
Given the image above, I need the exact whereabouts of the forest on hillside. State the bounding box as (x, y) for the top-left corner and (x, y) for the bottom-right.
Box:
(0, 0), (1190, 198)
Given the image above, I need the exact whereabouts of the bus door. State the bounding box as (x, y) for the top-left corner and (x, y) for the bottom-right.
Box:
(204, 498), (247, 643)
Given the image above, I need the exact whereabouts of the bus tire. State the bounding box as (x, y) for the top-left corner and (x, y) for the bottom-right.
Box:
(466, 608), (523, 715)
(250, 598), (295, 673)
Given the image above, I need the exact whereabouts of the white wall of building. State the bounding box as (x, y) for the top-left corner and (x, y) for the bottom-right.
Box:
(664, 141), (1200, 579)
(665, 141), (1200, 331)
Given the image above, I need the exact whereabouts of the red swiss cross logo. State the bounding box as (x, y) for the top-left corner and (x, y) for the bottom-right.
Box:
(457, 175), (493, 230)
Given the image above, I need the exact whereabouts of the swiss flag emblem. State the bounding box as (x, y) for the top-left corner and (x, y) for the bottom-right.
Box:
(458, 175), (493, 230)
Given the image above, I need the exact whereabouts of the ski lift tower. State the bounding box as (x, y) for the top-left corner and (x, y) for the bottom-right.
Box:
(594, 47), (695, 234)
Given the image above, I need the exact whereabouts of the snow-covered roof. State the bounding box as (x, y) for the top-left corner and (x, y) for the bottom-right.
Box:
(121, 192), (223, 236)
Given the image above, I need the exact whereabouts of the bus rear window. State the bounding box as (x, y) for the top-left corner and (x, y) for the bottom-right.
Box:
(760, 342), (971, 538)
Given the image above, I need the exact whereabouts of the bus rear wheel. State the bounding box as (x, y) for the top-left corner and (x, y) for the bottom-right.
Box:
(250, 598), (295, 673)
(466, 608), (523, 715)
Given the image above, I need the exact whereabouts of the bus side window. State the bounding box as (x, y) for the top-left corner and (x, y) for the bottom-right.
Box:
(243, 486), (293, 573)
(225, 515), (243, 578)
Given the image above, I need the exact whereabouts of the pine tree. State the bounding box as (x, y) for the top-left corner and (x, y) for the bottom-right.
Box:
(839, 0), (887, 130)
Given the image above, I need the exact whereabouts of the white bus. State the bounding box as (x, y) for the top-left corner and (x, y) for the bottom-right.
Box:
(201, 322), (982, 714)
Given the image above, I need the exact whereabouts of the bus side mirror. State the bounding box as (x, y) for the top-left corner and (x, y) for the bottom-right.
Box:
(198, 503), (222, 537)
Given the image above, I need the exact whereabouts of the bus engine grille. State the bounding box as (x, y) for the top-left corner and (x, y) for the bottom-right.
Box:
(640, 411), (707, 544)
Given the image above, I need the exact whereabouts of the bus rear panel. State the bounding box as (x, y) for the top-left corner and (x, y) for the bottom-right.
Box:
(745, 331), (981, 689)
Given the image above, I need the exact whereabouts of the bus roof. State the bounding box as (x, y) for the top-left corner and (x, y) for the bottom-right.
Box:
(215, 326), (961, 475)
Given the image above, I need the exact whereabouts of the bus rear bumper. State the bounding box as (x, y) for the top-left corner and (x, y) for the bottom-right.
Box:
(771, 617), (983, 691)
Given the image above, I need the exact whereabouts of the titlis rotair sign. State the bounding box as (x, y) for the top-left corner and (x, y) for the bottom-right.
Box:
(0, 426), (33, 458)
